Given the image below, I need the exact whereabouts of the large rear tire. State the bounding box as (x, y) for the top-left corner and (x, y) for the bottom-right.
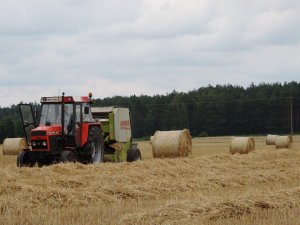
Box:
(88, 127), (104, 164)
(17, 151), (32, 167)
(59, 150), (77, 163)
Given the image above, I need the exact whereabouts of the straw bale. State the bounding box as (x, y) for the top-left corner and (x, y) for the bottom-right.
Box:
(151, 129), (192, 158)
(266, 134), (279, 145)
(229, 137), (255, 154)
(275, 135), (293, 149)
(2, 138), (28, 155)
(150, 136), (155, 144)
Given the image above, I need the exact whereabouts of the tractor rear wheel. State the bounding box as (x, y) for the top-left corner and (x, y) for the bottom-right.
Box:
(17, 151), (32, 167)
(88, 127), (104, 164)
(59, 150), (76, 163)
(127, 148), (142, 162)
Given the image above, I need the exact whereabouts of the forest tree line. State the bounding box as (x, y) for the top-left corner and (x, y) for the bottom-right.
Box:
(0, 82), (299, 143)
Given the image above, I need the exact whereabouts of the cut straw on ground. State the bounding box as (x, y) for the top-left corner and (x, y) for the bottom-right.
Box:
(0, 136), (300, 225)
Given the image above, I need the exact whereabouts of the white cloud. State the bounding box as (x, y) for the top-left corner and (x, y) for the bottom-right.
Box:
(0, 0), (299, 106)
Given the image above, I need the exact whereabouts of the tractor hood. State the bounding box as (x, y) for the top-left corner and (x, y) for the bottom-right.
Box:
(31, 125), (62, 137)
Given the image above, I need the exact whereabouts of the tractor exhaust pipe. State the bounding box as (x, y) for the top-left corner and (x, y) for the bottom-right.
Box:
(62, 92), (65, 148)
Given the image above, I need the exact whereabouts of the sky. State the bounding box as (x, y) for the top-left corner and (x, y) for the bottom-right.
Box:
(0, 0), (299, 107)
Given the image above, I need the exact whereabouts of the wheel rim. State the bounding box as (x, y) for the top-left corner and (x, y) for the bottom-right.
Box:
(91, 136), (101, 163)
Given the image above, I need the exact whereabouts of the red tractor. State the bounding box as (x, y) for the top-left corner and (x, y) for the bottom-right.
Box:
(17, 92), (104, 166)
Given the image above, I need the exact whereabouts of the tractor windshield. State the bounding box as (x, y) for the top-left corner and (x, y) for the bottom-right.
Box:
(40, 104), (73, 126)
(40, 104), (61, 125)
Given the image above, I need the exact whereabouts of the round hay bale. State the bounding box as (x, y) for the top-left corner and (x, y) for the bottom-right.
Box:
(229, 137), (255, 154)
(3, 138), (28, 155)
(275, 135), (293, 149)
(266, 134), (279, 145)
(150, 136), (155, 144)
(151, 129), (192, 158)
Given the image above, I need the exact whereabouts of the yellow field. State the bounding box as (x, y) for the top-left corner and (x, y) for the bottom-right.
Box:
(1, 136), (300, 225)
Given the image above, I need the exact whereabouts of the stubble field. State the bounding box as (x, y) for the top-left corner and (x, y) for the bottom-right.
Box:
(1, 136), (300, 225)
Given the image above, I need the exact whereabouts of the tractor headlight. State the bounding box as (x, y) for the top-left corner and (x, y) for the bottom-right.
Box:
(42, 141), (47, 146)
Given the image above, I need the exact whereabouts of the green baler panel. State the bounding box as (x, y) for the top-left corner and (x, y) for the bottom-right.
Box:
(103, 141), (131, 162)
(113, 140), (131, 162)
(102, 122), (110, 133)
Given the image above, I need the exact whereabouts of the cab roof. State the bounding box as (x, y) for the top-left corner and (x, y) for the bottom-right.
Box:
(40, 96), (91, 103)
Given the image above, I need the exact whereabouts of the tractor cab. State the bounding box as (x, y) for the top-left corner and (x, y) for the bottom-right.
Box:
(37, 95), (94, 147)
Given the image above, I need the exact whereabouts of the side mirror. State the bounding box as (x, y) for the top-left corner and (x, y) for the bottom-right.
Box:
(84, 106), (90, 114)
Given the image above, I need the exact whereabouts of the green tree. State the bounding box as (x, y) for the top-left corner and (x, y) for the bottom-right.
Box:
(0, 116), (16, 143)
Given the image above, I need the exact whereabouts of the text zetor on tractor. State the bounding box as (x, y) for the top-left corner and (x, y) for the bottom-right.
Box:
(17, 92), (141, 167)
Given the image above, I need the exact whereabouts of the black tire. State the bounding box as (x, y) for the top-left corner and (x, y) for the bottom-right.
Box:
(127, 148), (142, 162)
(37, 158), (50, 167)
(17, 151), (31, 167)
(87, 127), (104, 164)
(59, 150), (77, 163)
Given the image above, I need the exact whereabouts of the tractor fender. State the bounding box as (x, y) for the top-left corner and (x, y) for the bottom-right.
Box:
(80, 123), (102, 146)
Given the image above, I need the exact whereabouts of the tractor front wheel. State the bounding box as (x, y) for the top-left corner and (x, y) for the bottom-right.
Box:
(17, 151), (32, 167)
(59, 150), (77, 163)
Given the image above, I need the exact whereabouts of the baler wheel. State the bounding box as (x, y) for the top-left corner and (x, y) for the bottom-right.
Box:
(127, 148), (142, 162)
